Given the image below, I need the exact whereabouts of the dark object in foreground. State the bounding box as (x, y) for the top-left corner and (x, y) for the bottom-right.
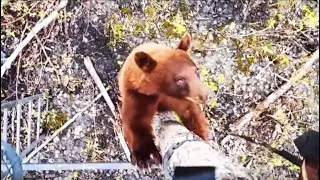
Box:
(1, 141), (23, 180)
(294, 130), (319, 180)
(173, 166), (216, 180)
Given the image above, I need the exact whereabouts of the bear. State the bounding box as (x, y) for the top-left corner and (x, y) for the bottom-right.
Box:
(118, 33), (211, 169)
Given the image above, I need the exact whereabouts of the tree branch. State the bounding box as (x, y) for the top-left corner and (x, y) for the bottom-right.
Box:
(222, 49), (319, 145)
(238, 50), (318, 131)
(1, 0), (68, 78)
(83, 57), (131, 162)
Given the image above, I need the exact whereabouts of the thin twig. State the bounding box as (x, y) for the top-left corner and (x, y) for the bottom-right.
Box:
(83, 57), (131, 162)
(229, 134), (302, 166)
(15, 22), (29, 101)
(63, 7), (69, 38)
(22, 93), (103, 163)
(1, 0), (68, 78)
(34, 34), (61, 83)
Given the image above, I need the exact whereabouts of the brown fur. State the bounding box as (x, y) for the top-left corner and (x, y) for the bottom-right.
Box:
(118, 33), (211, 168)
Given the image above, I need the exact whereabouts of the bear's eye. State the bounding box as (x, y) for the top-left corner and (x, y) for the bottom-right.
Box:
(176, 78), (186, 86)
(195, 68), (200, 77)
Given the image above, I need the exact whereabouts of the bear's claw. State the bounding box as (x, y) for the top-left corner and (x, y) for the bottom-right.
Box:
(130, 145), (162, 169)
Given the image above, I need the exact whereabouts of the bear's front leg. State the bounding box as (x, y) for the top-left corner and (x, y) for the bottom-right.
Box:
(158, 97), (209, 141)
(181, 103), (209, 141)
(121, 93), (162, 169)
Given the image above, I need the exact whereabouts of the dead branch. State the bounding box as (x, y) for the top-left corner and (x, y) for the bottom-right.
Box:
(22, 93), (103, 163)
(231, 49), (318, 132)
(229, 134), (302, 166)
(83, 57), (131, 162)
(0, 0), (68, 78)
(222, 49), (319, 145)
(154, 112), (256, 180)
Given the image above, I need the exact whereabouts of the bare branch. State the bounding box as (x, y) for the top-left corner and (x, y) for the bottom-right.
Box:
(222, 49), (319, 145)
(232, 49), (319, 132)
(83, 57), (131, 162)
(0, 0), (68, 78)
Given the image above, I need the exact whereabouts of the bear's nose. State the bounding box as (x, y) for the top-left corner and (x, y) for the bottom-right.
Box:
(199, 87), (213, 103)
(198, 94), (208, 102)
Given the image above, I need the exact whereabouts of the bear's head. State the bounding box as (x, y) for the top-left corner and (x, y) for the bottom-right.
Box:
(133, 33), (211, 104)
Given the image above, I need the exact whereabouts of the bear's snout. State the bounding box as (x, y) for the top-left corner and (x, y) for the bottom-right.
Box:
(197, 86), (212, 103)
(187, 78), (212, 104)
(198, 94), (208, 103)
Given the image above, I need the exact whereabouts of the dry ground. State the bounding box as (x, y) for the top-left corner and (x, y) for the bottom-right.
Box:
(1, 0), (319, 179)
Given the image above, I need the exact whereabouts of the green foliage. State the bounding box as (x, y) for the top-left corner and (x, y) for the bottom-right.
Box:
(116, 60), (123, 67)
(73, 171), (80, 179)
(279, 54), (290, 65)
(105, 0), (189, 46)
(199, 66), (218, 109)
(84, 132), (104, 162)
(113, 24), (124, 39)
(121, 7), (133, 19)
(216, 74), (225, 84)
(42, 109), (68, 130)
(267, 18), (277, 28)
(161, 12), (187, 38)
(133, 23), (144, 36)
(61, 75), (82, 93)
(239, 155), (249, 164)
(218, 0), (319, 74)
(209, 101), (217, 108)
(178, 2), (191, 17)
(269, 0), (298, 10)
(269, 154), (300, 171)
(200, 66), (218, 92)
(212, 31), (227, 45)
(274, 108), (287, 123)
(9, 1), (29, 13)
(269, 107), (296, 152)
(301, 4), (319, 29)
(143, 6), (156, 19)
(42, 89), (52, 102)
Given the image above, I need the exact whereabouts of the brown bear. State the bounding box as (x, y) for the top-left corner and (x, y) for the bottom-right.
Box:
(118, 33), (211, 169)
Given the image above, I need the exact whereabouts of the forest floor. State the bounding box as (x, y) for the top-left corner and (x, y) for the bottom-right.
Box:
(1, 0), (319, 179)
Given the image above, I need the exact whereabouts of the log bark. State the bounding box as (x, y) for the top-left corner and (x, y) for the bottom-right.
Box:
(153, 112), (256, 180)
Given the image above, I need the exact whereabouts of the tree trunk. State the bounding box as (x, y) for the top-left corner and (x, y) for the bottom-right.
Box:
(153, 112), (256, 180)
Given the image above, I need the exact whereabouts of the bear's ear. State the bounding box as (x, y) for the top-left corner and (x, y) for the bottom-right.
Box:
(134, 51), (157, 72)
(176, 32), (192, 54)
